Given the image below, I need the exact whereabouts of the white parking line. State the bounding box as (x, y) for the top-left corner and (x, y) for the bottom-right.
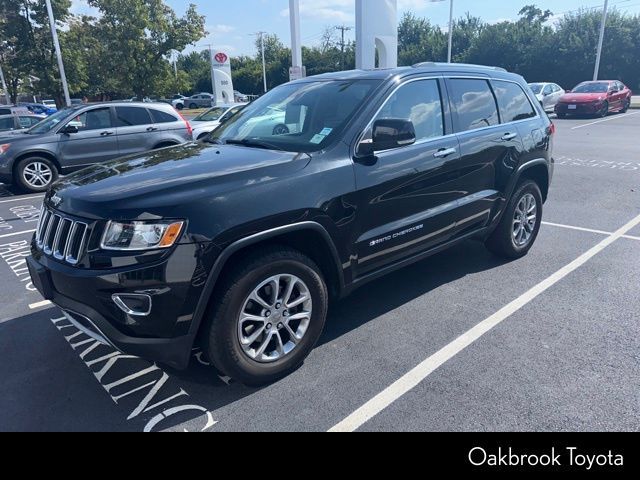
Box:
(329, 212), (640, 432)
(0, 229), (36, 239)
(0, 195), (45, 204)
(29, 300), (52, 310)
(571, 111), (640, 130)
(542, 221), (640, 241)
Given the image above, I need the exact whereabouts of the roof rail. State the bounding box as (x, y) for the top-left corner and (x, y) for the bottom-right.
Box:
(412, 62), (507, 72)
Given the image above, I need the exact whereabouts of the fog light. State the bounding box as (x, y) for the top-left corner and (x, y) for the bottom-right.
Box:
(112, 294), (152, 316)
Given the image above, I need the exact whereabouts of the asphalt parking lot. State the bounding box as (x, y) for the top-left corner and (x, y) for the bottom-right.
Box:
(1, 111), (639, 432)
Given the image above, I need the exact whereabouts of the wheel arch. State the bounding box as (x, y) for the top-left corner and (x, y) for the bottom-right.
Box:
(13, 150), (61, 177)
(516, 159), (550, 202)
(189, 222), (345, 341)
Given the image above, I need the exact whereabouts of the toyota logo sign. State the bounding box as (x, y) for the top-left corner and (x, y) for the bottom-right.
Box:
(215, 53), (228, 64)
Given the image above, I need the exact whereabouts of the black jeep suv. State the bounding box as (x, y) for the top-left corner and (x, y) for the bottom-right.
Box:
(28, 63), (554, 386)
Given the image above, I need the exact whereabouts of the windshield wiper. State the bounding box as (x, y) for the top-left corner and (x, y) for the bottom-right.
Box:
(225, 138), (284, 151)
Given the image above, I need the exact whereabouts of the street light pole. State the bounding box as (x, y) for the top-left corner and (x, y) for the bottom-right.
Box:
(45, 0), (71, 107)
(259, 32), (267, 93)
(593, 0), (609, 81)
(447, 0), (454, 63)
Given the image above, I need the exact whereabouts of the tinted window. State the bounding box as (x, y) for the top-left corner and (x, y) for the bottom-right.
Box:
(0, 108), (11, 115)
(542, 84), (552, 95)
(493, 80), (537, 123)
(449, 79), (499, 132)
(375, 79), (444, 143)
(0, 117), (14, 130)
(116, 106), (152, 127)
(150, 109), (178, 123)
(69, 108), (113, 131)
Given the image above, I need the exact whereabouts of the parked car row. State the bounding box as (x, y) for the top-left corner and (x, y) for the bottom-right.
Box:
(529, 80), (633, 118)
(0, 102), (192, 192)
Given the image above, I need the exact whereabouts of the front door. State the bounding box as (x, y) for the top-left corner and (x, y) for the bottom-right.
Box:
(57, 107), (120, 169)
(353, 78), (463, 277)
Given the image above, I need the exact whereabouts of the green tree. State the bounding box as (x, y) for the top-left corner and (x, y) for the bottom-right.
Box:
(86, 0), (206, 98)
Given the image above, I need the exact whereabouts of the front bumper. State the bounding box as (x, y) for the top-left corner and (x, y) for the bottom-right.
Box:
(555, 102), (603, 115)
(27, 242), (215, 370)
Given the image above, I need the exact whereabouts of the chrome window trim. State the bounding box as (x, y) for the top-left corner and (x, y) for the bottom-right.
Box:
(354, 74), (542, 158)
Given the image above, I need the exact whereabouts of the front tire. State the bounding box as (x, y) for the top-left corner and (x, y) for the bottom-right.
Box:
(14, 157), (58, 193)
(205, 246), (328, 386)
(486, 180), (543, 260)
(189, 103), (198, 110)
(597, 101), (609, 118)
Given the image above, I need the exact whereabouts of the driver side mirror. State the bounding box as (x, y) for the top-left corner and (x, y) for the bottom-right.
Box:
(60, 125), (79, 135)
(357, 119), (417, 159)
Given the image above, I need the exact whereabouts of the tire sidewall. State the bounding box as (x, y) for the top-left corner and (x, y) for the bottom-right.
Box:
(508, 182), (543, 256)
(210, 258), (328, 384)
(14, 157), (58, 193)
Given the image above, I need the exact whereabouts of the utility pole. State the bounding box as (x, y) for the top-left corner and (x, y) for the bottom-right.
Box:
(447, 0), (454, 63)
(0, 63), (10, 105)
(335, 25), (352, 70)
(255, 32), (268, 93)
(45, 0), (71, 107)
(593, 0), (609, 81)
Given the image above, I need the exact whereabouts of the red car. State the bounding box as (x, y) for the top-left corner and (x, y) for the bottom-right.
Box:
(555, 80), (632, 118)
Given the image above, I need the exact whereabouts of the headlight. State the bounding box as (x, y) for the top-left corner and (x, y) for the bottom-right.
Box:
(0, 144), (10, 155)
(101, 220), (184, 251)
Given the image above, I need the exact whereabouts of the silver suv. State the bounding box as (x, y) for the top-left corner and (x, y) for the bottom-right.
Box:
(0, 102), (193, 193)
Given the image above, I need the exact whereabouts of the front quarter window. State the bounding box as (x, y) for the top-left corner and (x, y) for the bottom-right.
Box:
(211, 79), (380, 153)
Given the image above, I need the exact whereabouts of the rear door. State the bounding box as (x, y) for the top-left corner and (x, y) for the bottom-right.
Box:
(114, 106), (157, 156)
(445, 77), (525, 237)
(57, 106), (120, 168)
(148, 107), (189, 143)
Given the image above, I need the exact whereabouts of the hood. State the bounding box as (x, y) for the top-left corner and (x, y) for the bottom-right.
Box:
(559, 92), (607, 103)
(47, 142), (310, 220)
(0, 130), (35, 142)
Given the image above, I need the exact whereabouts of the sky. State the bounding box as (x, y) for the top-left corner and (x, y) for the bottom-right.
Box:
(70, 0), (640, 57)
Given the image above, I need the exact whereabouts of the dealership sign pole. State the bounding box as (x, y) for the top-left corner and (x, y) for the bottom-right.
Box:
(45, 0), (71, 107)
(289, 0), (306, 81)
(593, 0), (609, 81)
(429, 0), (454, 63)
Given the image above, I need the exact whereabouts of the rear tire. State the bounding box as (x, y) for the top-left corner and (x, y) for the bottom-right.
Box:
(204, 246), (328, 386)
(14, 156), (58, 193)
(486, 180), (543, 260)
(621, 99), (630, 113)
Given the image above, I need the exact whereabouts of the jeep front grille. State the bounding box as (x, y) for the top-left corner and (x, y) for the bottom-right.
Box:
(36, 206), (89, 265)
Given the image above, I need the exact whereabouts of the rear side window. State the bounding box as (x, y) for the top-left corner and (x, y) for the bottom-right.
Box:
(375, 79), (444, 142)
(150, 109), (178, 123)
(0, 108), (11, 115)
(492, 80), (537, 123)
(18, 117), (37, 128)
(448, 79), (499, 132)
(116, 106), (152, 127)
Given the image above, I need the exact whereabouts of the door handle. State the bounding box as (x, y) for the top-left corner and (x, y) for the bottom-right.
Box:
(100, 131), (114, 136)
(433, 147), (457, 158)
(147, 127), (158, 132)
(501, 133), (518, 141)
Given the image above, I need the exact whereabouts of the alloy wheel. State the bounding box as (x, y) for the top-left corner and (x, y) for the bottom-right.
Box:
(22, 162), (53, 189)
(512, 193), (538, 248)
(237, 274), (312, 363)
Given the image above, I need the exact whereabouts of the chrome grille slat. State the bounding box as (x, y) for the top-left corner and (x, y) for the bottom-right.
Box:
(36, 207), (90, 266)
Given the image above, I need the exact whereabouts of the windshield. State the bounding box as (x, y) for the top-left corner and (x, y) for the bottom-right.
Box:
(194, 107), (227, 122)
(573, 83), (609, 93)
(529, 84), (543, 94)
(211, 79), (380, 153)
(27, 108), (78, 134)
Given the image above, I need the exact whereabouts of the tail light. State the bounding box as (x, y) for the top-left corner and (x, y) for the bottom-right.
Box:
(176, 110), (193, 138)
(548, 122), (556, 136)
